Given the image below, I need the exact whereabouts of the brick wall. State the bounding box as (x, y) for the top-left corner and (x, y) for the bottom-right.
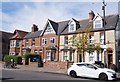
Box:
(44, 61), (69, 69)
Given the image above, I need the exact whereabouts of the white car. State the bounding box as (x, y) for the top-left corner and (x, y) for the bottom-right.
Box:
(67, 62), (116, 80)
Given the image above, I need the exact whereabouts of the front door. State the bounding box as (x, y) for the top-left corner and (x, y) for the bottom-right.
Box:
(51, 51), (55, 61)
(79, 54), (82, 62)
(108, 50), (113, 66)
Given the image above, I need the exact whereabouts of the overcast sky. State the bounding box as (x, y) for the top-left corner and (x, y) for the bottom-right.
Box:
(1, 0), (119, 33)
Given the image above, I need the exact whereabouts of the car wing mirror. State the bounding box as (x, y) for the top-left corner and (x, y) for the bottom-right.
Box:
(94, 67), (97, 70)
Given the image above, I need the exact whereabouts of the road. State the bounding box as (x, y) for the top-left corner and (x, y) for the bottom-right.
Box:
(1, 69), (120, 82)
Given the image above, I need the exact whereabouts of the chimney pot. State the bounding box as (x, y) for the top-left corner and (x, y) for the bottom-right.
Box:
(89, 10), (95, 22)
(32, 24), (38, 32)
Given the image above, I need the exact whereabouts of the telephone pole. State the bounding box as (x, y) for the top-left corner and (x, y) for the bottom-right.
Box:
(102, 0), (107, 67)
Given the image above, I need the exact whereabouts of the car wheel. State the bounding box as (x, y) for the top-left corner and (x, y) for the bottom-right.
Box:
(70, 70), (77, 78)
(99, 73), (108, 81)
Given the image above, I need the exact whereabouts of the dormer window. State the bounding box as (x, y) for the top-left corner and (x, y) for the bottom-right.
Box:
(70, 24), (74, 30)
(68, 18), (78, 32)
(93, 15), (103, 29)
(95, 20), (102, 28)
(69, 24), (76, 32)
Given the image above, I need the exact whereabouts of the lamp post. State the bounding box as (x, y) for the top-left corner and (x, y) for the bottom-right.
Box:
(102, 0), (107, 67)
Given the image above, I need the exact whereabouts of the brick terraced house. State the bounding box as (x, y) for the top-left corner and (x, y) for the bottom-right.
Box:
(40, 19), (70, 62)
(21, 24), (42, 56)
(9, 29), (28, 56)
(8, 11), (120, 69)
(59, 11), (120, 68)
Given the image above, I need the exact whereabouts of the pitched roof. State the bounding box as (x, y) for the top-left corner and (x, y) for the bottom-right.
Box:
(10, 29), (28, 39)
(24, 30), (42, 39)
(104, 14), (119, 28)
(41, 19), (70, 35)
(61, 14), (119, 35)
(72, 18), (79, 24)
(48, 19), (58, 33)
(57, 20), (70, 35)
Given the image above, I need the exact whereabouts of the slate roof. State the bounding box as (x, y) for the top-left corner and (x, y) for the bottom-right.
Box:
(57, 20), (70, 35)
(10, 30), (28, 39)
(41, 19), (70, 35)
(61, 14), (119, 35)
(48, 19), (58, 33)
(24, 30), (42, 39)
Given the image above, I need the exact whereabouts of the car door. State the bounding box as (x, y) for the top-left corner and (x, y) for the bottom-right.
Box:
(83, 64), (99, 78)
(75, 64), (86, 76)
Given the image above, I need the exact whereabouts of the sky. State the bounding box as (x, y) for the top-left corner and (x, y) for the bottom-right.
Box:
(1, 0), (120, 33)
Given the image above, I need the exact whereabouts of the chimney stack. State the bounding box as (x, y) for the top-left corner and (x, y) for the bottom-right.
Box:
(89, 10), (95, 22)
(32, 24), (38, 32)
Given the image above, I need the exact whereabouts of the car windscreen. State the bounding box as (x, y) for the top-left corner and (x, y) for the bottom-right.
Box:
(93, 63), (104, 68)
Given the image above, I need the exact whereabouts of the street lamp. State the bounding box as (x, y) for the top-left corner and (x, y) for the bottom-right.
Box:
(102, 0), (107, 67)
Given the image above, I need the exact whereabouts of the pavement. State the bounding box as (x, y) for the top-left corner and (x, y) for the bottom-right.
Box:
(16, 64), (67, 74)
(1, 62), (67, 75)
(1, 61), (120, 79)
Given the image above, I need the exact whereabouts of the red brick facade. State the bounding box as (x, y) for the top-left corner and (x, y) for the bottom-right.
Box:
(21, 37), (42, 55)
(9, 30), (28, 56)
(44, 61), (68, 69)
(41, 34), (59, 61)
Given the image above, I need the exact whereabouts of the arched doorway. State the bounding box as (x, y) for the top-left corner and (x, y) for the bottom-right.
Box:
(106, 47), (113, 67)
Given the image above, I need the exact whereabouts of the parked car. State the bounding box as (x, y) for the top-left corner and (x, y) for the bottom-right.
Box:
(67, 62), (116, 81)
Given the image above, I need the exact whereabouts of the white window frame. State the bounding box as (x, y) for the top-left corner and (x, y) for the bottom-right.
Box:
(26, 39), (29, 47)
(46, 52), (51, 60)
(32, 39), (35, 46)
(95, 20), (102, 28)
(63, 51), (68, 61)
(100, 33), (104, 44)
(13, 41), (15, 47)
(89, 52), (94, 63)
(50, 37), (55, 44)
(16, 40), (20, 48)
(10, 40), (16, 48)
(10, 52), (15, 55)
(69, 24), (75, 32)
(34, 50), (38, 54)
(64, 36), (68, 44)
(89, 35), (94, 43)
(93, 16), (103, 29)
(42, 38), (47, 45)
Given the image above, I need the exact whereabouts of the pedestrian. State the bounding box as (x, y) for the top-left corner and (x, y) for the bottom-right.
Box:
(10, 59), (15, 68)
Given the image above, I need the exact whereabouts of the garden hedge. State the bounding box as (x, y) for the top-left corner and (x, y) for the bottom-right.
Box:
(4, 55), (17, 63)
(24, 53), (40, 65)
